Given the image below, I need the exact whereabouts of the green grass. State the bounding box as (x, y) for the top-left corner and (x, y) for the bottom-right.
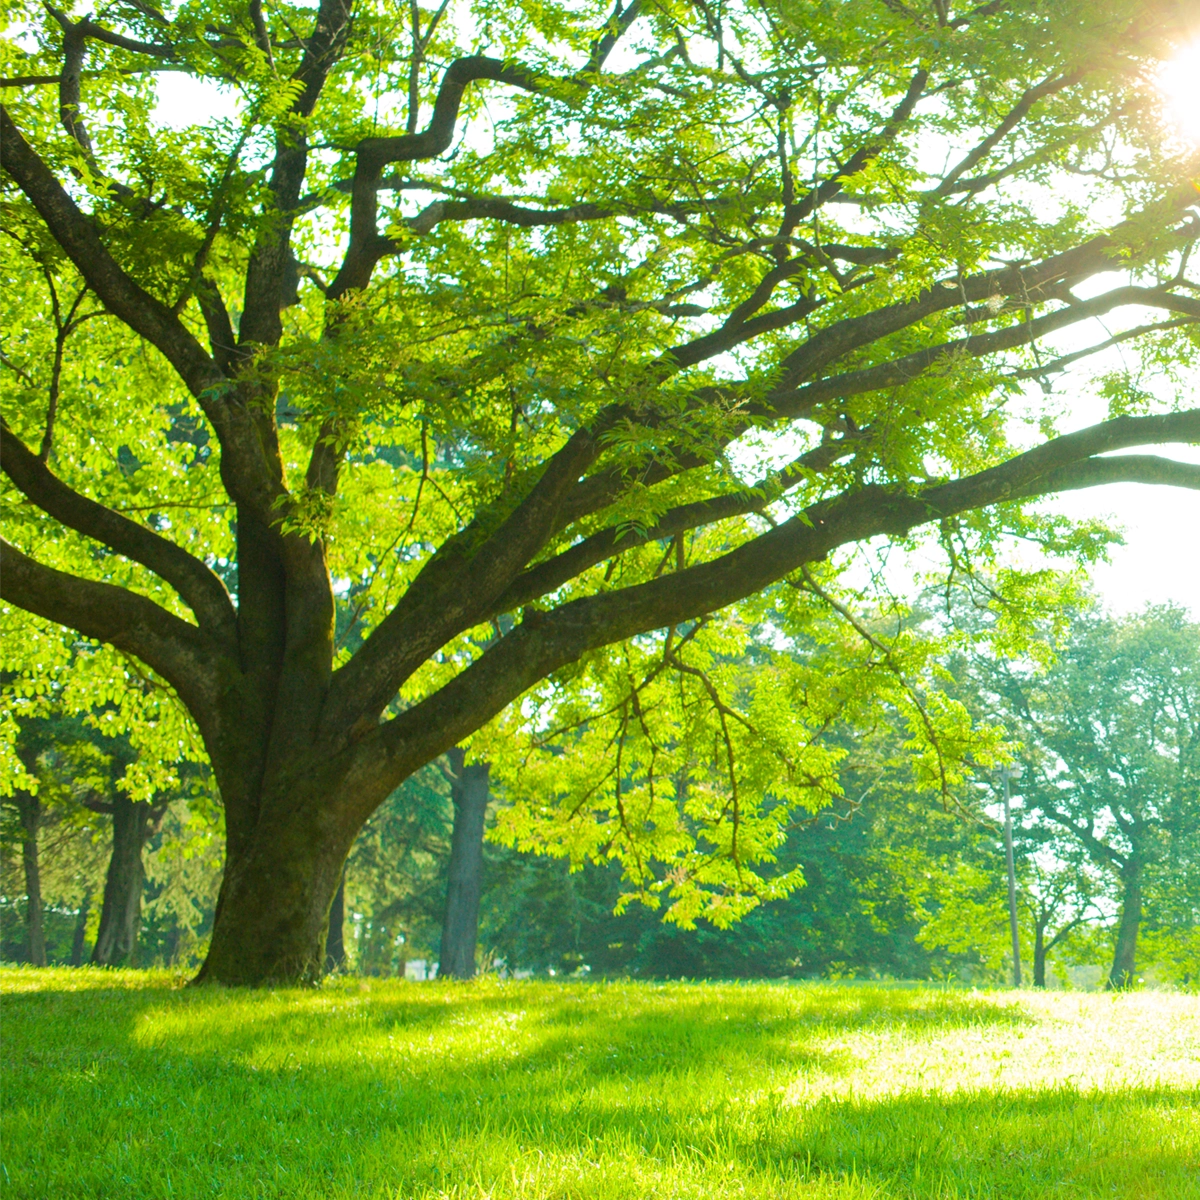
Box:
(2, 969), (1197, 1199)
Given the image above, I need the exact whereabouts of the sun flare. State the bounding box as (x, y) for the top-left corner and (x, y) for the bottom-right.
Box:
(1159, 39), (1200, 144)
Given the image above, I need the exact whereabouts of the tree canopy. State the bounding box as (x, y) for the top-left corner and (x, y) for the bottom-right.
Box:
(2, 0), (1199, 984)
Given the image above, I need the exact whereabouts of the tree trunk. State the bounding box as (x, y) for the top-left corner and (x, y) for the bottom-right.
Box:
(196, 795), (358, 986)
(16, 793), (46, 967)
(91, 797), (165, 967)
(438, 749), (490, 980)
(1033, 917), (1047, 988)
(1108, 869), (1142, 989)
(70, 891), (92, 966)
(325, 870), (346, 973)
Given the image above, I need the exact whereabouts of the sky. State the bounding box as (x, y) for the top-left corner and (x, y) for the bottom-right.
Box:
(148, 35), (1200, 621)
(1050, 458), (1200, 617)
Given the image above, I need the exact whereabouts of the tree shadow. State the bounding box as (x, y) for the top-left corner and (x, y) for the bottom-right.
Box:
(3, 976), (1192, 1199)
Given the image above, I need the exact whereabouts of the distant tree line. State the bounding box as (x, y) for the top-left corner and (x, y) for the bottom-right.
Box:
(4, 603), (1198, 988)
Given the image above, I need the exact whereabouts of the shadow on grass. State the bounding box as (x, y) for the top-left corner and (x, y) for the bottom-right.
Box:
(3, 977), (1194, 1199)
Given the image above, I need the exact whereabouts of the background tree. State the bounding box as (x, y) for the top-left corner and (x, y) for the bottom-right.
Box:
(438, 748), (492, 979)
(1020, 852), (1103, 989)
(1, 618), (216, 965)
(341, 765), (452, 974)
(3, 0), (1200, 984)
(982, 606), (1200, 988)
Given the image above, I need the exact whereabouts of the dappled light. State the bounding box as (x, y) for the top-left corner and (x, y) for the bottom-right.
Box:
(3, 971), (1197, 1199)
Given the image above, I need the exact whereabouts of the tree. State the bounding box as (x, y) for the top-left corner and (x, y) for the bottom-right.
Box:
(1, 711), (103, 964)
(86, 792), (170, 965)
(1, 618), (214, 965)
(1, 711), (109, 964)
(3, 0), (1199, 984)
(438, 748), (491, 979)
(9, 786), (46, 965)
(341, 763), (452, 974)
(992, 607), (1200, 988)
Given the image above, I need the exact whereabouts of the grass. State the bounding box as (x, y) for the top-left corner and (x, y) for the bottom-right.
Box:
(1, 969), (1197, 1199)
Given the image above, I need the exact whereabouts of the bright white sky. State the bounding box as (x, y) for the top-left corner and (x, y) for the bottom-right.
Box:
(1041, 450), (1200, 617)
(150, 35), (1200, 620)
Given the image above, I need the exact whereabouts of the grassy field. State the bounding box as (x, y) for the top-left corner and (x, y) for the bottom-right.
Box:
(1, 969), (1197, 1199)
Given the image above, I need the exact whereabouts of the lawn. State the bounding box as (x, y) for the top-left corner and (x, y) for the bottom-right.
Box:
(1, 969), (1197, 1199)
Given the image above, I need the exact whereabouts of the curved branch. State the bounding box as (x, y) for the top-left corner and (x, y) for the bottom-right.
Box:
(772, 199), (1200, 393)
(331, 56), (548, 297)
(930, 71), (1080, 198)
(45, 6), (174, 59)
(493, 434), (864, 613)
(0, 539), (224, 718)
(406, 196), (613, 234)
(1009, 453), (1200, 497)
(1, 424), (237, 640)
(341, 409), (1200, 791)
(771, 285), (1200, 415)
(0, 107), (220, 400)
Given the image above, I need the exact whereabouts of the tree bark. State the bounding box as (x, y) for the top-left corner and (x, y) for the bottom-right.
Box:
(196, 794), (359, 986)
(1108, 868), (1142, 989)
(91, 797), (166, 966)
(1033, 917), (1047, 988)
(70, 890), (91, 966)
(438, 749), (490, 980)
(15, 792), (46, 966)
(325, 870), (346, 973)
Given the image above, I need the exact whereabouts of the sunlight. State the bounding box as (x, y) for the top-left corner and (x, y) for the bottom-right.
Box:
(1158, 38), (1200, 144)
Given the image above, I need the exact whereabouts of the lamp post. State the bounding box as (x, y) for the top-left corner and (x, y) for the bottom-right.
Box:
(1002, 765), (1022, 987)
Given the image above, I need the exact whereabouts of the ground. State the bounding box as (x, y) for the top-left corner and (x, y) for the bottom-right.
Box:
(1, 969), (1197, 1199)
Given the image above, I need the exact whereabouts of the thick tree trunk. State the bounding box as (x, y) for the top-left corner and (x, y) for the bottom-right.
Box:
(70, 891), (92, 966)
(92, 797), (165, 967)
(438, 749), (490, 980)
(1108, 870), (1142, 989)
(16, 793), (46, 967)
(325, 870), (346, 973)
(196, 797), (358, 986)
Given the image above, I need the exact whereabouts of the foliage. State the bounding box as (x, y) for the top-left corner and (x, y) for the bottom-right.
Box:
(0, 629), (221, 965)
(972, 604), (1200, 981)
(343, 765), (454, 971)
(4, 0), (1200, 980)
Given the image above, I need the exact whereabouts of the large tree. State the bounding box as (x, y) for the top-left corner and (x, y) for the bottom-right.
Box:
(2, 0), (1199, 984)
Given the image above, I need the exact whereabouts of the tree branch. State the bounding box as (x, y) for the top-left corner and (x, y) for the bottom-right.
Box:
(339, 409), (1200, 790)
(0, 539), (224, 718)
(318, 425), (605, 739)
(930, 71), (1080, 198)
(771, 285), (1200, 415)
(330, 56), (549, 297)
(1, 422), (238, 640)
(492, 434), (864, 613)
